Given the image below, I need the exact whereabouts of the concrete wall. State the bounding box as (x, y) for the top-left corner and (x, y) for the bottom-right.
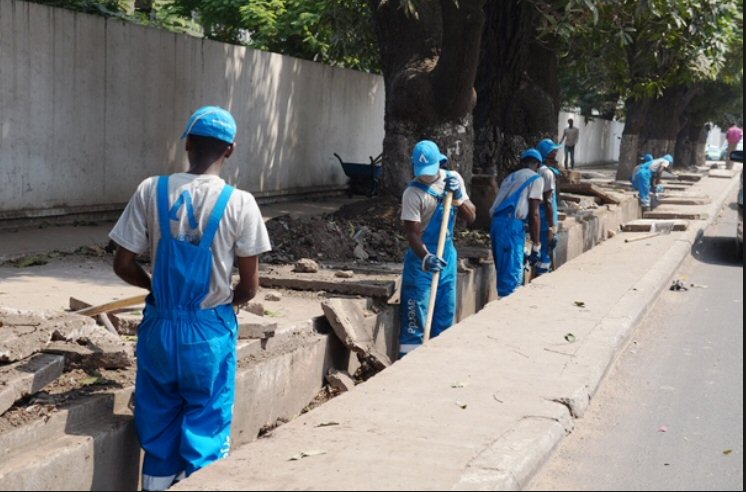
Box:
(557, 111), (625, 167)
(0, 0), (385, 218)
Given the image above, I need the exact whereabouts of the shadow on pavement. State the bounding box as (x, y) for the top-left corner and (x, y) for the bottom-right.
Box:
(691, 234), (743, 267)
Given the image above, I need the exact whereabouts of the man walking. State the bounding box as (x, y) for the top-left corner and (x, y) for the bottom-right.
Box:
(559, 118), (580, 170)
(110, 106), (272, 490)
(489, 149), (544, 297)
(399, 140), (476, 357)
(725, 122), (743, 170)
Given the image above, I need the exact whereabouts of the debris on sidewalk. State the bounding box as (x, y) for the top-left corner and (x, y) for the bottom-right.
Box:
(289, 449), (327, 461)
(0, 353), (65, 415)
(670, 280), (689, 291)
(334, 270), (355, 279)
(264, 291), (282, 302)
(321, 298), (391, 371)
(237, 310), (277, 339)
(564, 333), (577, 343)
(689, 283), (708, 289)
(455, 401), (468, 410)
(574, 301), (586, 308)
(658, 425), (669, 432)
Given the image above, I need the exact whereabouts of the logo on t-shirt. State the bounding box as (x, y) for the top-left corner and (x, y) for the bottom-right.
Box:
(169, 191), (201, 245)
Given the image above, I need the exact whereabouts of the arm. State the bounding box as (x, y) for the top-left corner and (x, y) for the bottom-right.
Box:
(403, 220), (429, 259)
(456, 199), (477, 225)
(559, 129), (566, 144)
(113, 245), (151, 291)
(233, 256), (260, 306)
(542, 189), (555, 229)
(528, 198), (541, 245)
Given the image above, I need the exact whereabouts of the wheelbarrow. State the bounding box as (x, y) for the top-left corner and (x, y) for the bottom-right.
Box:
(334, 152), (383, 197)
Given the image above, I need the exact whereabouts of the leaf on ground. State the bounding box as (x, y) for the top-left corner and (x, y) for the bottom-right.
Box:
(455, 401), (468, 409)
(723, 449), (733, 455)
(450, 382), (468, 389)
(574, 301), (586, 308)
(316, 422), (339, 428)
(264, 309), (283, 318)
(564, 333), (577, 343)
(81, 376), (107, 386)
(289, 449), (327, 461)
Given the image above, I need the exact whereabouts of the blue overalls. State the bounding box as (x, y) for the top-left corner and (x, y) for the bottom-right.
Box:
(632, 162), (653, 208)
(135, 176), (238, 490)
(536, 166), (561, 276)
(399, 174), (458, 358)
(490, 174), (541, 297)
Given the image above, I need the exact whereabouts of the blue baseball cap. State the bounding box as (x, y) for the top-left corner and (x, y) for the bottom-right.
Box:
(520, 148), (542, 164)
(537, 138), (563, 161)
(641, 153), (654, 163)
(181, 106), (237, 144)
(662, 154), (674, 164)
(412, 140), (447, 177)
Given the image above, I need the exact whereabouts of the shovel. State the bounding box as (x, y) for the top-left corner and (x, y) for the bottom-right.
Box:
(624, 220), (676, 243)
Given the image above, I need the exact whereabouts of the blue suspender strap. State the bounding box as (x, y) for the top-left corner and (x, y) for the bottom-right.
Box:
(408, 180), (444, 200)
(157, 176), (172, 240)
(494, 174), (540, 216)
(200, 185), (235, 248)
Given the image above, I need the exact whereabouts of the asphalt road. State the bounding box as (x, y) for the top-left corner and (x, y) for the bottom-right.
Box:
(528, 186), (744, 491)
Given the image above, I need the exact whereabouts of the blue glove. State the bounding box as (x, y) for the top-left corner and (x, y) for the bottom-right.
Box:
(656, 184), (665, 194)
(422, 253), (447, 272)
(444, 175), (464, 200)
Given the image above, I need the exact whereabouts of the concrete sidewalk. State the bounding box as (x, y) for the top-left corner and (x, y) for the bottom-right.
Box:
(0, 196), (361, 262)
(175, 170), (741, 491)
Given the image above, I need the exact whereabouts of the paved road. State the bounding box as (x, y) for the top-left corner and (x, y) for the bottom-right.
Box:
(528, 187), (744, 491)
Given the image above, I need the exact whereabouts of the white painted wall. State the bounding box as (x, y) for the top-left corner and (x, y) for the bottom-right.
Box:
(556, 111), (625, 167)
(0, 0), (384, 217)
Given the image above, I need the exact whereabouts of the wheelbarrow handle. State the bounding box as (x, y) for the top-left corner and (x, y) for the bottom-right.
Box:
(333, 153), (344, 164)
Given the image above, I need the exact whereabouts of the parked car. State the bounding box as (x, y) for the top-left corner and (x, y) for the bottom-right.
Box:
(706, 143), (725, 161)
(732, 150), (743, 259)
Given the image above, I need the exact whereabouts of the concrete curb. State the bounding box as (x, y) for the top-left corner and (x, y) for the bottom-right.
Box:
(516, 173), (741, 489)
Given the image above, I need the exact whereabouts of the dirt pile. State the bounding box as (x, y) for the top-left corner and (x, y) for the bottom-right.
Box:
(263, 197), (491, 264)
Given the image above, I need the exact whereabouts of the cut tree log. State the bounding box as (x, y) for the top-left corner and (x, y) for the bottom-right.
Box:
(558, 183), (622, 205)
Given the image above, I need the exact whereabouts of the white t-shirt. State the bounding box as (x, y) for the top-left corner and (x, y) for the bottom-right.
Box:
(109, 173), (272, 309)
(400, 170), (469, 230)
(648, 158), (669, 174)
(489, 168), (544, 220)
(538, 165), (556, 195)
(563, 126), (580, 146)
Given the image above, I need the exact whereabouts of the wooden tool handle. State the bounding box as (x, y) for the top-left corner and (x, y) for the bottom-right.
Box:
(423, 191), (454, 343)
(74, 293), (148, 317)
(624, 232), (661, 243)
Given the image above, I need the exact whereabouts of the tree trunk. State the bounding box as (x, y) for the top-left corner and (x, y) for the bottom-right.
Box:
(368, 0), (485, 197)
(471, 1), (559, 229)
(674, 120), (708, 169)
(640, 86), (700, 158)
(616, 97), (651, 181)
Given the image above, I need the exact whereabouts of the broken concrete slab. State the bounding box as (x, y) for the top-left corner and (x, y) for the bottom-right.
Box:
(658, 196), (711, 205)
(670, 172), (704, 182)
(621, 220), (689, 232)
(643, 211), (709, 220)
(245, 301), (266, 316)
(559, 194), (600, 209)
(558, 183), (623, 205)
(0, 309), (50, 363)
(0, 353), (64, 415)
(264, 291), (282, 302)
(325, 369), (355, 393)
(42, 340), (133, 370)
(237, 310), (278, 339)
(334, 270), (355, 279)
(708, 169), (737, 179)
(321, 298), (391, 371)
(261, 276), (393, 298)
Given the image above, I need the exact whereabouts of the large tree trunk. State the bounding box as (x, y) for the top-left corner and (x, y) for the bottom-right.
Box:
(640, 86), (700, 158)
(368, 0), (485, 197)
(471, 0), (559, 228)
(616, 97), (651, 181)
(674, 120), (708, 169)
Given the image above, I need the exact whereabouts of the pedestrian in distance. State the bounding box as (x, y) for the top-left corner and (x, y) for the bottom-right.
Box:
(725, 122), (743, 170)
(631, 154), (673, 212)
(559, 118), (580, 170)
(534, 138), (563, 277)
(399, 140), (476, 357)
(109, 106), (272, 491)
(489, 148), (544, 298)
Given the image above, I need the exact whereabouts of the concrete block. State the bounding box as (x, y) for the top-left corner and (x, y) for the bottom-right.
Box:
(325, 369), (355, 392)
(237, 311), (278, 339)
(643, 211), (708, 220)
(672, 172), (704, 182)
(0, 353), (64, 415)
(0, 310), (50, 363)
(334, 270), (355, 279)
(42, 340), (133, 370)
(708, 169), (737, 179)
(321, 298), (392, 371)
(658, 197), (711, 205)
(261, 276), (393, 298)
(621, 220), (689, 232)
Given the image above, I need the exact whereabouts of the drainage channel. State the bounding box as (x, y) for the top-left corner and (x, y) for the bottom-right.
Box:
(0, 189), (642, 491)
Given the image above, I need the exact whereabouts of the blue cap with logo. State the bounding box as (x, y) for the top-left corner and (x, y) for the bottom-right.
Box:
(662, 154), (673, 164)
(520, 148), (543, 164)
(412, 140), (448, 177)
(181, 106), (237, 144)
(641, 153), (654, 163)
(537, 138), (563, 161)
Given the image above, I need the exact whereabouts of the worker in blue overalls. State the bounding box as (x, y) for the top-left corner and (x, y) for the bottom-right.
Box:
(534, 138), (563, 276)
(110, 106), (272, 490)
(399, 140), (476, 357)
(489, 149), (545, 297)
(632, 154), (672, 211)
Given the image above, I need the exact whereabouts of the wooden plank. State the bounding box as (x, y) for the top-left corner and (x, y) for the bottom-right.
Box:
(74, 294), (148, 317)
(558, 183), (622, 205)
